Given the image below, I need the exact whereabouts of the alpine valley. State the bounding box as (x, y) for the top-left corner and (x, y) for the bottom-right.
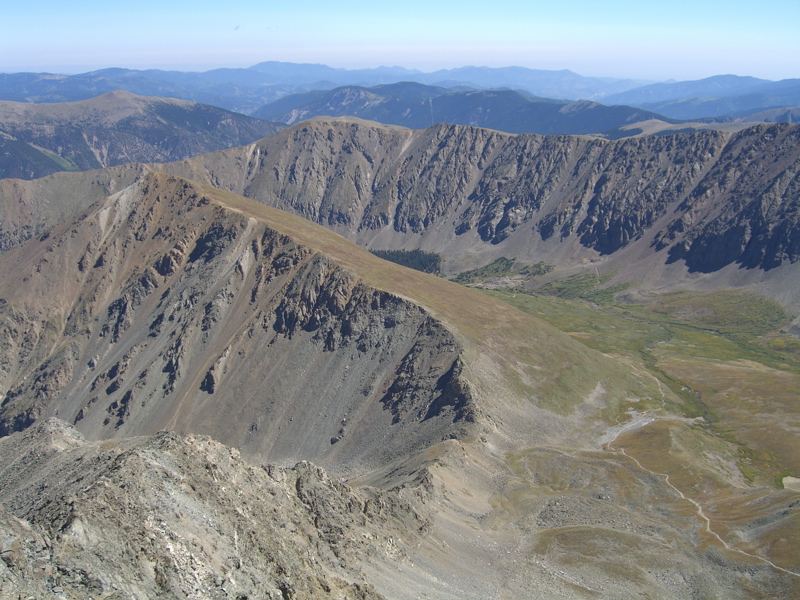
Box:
(0, 75), (799, 599)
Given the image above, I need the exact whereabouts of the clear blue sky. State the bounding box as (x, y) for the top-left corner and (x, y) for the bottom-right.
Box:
(2, 0), (798, 81)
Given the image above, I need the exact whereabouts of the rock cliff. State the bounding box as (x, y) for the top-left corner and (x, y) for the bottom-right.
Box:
(163, 119), (800, 276)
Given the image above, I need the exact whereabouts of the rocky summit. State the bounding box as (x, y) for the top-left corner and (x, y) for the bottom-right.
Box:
(0, 120), (799, 598)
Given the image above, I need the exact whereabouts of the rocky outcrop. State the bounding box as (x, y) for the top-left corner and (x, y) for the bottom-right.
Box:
(662, 124), (800, 271)
(0, 419), (427, 599)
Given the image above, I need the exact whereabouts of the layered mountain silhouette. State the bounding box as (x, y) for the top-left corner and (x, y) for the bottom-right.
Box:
(605, 75), (800, 120)
(3, 63), (798, 123)
(0, 63), (648, 112)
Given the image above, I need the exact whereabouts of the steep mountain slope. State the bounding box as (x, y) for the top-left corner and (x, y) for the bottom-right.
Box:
(253, 82), (671, 135)
(0, 163), (147, 251)
(0, 171), (798, 597)
(161, 119), (800, 307)
(0, 91), (283, 179)
(0, 173), (477, 475)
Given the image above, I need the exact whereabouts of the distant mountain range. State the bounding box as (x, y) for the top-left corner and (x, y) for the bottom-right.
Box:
(251, 82), (674, 136)
(0, 63), (646, 115)
(605, 75), (800, 119)
(0, 91), (283, 179)
(1, 62), (797, 124)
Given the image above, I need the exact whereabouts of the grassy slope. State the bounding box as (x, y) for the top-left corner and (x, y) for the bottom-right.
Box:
(484, 287), (800, 480)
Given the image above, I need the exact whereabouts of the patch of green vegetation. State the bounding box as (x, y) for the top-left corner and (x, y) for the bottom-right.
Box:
(774, 469), (796, 489)
(517, 262), (554, 278)
(0, 138), (76, 179)
(584, 282), (631, 304)
(764, 333), (800, 359)
(451, 257), (552, 284)
(484, 285), (800, 486)
(639, 290), (789, 341)
(34, 146), (80, 172)
(536, 273), (603, 299)
(535, 273), (629, 303)
(369, 249), (442, 274)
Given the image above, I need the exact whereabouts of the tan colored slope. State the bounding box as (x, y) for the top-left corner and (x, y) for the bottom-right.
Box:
(0, 90), (196, 125)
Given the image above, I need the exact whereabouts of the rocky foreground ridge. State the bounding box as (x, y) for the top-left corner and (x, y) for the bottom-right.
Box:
(0, 418), (427, 599)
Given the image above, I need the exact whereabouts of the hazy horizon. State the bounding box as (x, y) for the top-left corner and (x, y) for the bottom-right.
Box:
(2, 0), (798, 82)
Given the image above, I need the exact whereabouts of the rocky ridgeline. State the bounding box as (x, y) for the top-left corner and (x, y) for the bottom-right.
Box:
(0, 419), (429, 599)
(167, 119), (800, 273)
(0, 173), (474, 475)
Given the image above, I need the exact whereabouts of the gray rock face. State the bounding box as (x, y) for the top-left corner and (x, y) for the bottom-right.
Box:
(165, 120), (800, 273)
(0, 173), (474, 476)
(0, 419), (425, 599)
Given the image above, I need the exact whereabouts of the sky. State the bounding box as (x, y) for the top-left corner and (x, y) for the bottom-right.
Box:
(2, 0), (798, 81)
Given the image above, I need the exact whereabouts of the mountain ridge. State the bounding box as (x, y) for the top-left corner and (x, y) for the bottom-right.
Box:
(3, 118), (798, 310)
(154, 119), (800, 309)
